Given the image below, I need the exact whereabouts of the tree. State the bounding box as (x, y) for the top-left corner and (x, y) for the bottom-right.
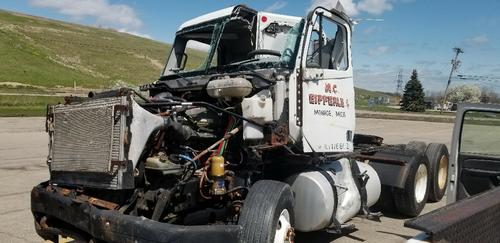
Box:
(400, 69), (426, 112)
(447, 85), (481, 103)
(480, 88), (498, 104)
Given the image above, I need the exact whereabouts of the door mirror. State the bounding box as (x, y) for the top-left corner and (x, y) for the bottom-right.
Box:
(170, 53), (188, 72)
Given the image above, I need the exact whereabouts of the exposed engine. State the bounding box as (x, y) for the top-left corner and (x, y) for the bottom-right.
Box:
(46, 72), (293, 225)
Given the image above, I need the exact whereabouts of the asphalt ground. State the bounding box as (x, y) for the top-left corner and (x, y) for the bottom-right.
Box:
(0, 117), (454, 243)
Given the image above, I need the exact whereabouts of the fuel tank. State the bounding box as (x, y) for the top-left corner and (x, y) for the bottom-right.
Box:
(286, 158), (381, 232)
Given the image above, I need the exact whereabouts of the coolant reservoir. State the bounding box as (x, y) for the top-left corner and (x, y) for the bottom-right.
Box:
(241, 90), (273, 140)
(206, 77), (253, 98)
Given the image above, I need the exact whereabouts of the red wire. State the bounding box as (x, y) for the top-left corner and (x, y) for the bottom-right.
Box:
(216, 116), (232, 154)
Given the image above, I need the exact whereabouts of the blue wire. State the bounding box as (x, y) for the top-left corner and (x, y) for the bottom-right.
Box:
(179, 154), (197, 170)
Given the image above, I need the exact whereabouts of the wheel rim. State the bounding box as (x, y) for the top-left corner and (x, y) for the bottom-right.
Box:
(414, 163), (428, 203)
(274, 209), (294, 243)
(437, 155), (449, 190)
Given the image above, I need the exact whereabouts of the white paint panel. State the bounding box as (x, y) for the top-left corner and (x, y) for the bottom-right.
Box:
(302, 73), (355, 152)
(300, 10), (355, 153)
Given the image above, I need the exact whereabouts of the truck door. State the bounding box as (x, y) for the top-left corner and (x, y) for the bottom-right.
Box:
(300, 8), (355, 153)
(447, 103), (500, 203)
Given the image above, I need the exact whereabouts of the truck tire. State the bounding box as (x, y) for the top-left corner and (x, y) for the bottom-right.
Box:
(393, 153), (429, 217)
(426, 143), (449, 202)
(238, 180), (295, 243)
(406, 141), (426, 154)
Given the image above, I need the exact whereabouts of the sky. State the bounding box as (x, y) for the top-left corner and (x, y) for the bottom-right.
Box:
(1, 0), (500, 94)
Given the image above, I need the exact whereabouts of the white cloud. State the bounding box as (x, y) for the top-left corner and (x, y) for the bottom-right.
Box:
(29, 0), (142, 30)
(308, 0), (393, 16)
(357, 0), (393, 15)
(368, 45), (389, 56)
(265, 1), (288, 12)
(465, 35), (489, 45)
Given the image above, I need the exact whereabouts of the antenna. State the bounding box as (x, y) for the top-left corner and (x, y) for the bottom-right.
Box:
(440, 47), (464, 113)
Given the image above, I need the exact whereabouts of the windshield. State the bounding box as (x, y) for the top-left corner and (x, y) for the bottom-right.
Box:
(163, 17), (304, 77)
(163, 23), (220, 76)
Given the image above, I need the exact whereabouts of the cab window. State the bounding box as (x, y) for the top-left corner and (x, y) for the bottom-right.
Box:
(306, 14), (348, 70)
(460, 110), (500, 156)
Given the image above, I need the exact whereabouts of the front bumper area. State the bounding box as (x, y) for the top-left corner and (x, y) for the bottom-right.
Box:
(31, 183), (241, 243)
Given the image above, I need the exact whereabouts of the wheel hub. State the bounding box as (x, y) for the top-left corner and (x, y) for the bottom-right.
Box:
(437, 155), (449, 190)
(274, 209), (294, 243)
(414, 163), (428, 203)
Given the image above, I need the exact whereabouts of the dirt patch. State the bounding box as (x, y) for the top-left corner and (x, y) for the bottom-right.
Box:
(133, 53), (164, 69)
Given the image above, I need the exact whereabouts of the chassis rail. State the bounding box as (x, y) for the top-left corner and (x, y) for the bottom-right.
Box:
(31, 183), (241, 243)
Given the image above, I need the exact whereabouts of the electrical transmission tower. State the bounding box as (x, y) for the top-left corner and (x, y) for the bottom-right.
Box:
(441, 47), (464, 113)
(395, 69), (403, 96)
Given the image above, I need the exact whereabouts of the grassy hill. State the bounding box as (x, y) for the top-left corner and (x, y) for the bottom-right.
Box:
(0, 9), (397, 116)
(0, 9), (171, 89)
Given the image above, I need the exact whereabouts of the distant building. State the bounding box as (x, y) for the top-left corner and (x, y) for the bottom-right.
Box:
(368, 96), (391, 106)
(434, 101), (456, 111)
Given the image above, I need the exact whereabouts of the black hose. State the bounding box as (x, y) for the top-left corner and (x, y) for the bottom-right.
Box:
(142, 101), (264, 127)
(132, 90), (152, 103)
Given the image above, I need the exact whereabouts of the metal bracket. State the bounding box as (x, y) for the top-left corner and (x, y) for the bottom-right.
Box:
(108, 160), (128, 173)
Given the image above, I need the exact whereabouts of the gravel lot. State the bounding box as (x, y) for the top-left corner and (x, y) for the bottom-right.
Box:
(0, 117), (453, 243)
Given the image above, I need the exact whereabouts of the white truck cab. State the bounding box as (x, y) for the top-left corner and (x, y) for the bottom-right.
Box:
(163, 5), (355, 153)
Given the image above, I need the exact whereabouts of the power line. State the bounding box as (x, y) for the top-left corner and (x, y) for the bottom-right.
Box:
(457, 74), (500, 83)
(440, 47), (464, 113)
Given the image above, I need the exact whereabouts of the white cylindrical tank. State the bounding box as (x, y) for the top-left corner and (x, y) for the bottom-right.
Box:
(286, 158), (381, 232)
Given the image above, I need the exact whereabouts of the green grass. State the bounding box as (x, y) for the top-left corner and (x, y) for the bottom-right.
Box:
(0, 95), (63, 106)
(0, 9), (431, 117)
(0, 95), (63, 116)
(0, 84), (50, 94)
(0, 9), (205, 116)
(0, 106), (47, 117)
(356, 104), (456, 116)
(0, 9), (171, 88)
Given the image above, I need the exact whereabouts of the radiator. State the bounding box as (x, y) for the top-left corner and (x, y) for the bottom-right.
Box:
(47, 96), (132, 189)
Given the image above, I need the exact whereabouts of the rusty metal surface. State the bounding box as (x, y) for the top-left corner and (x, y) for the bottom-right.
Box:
(353, 154), (407, 165)
(47, 185), (119, 210)
(31, 184), (241, 242)
(405, 186), (500, 242)
(268, 123), (289, 146)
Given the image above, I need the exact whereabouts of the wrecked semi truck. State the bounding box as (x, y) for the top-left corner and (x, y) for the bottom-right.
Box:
(31, 5), (449, 243)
